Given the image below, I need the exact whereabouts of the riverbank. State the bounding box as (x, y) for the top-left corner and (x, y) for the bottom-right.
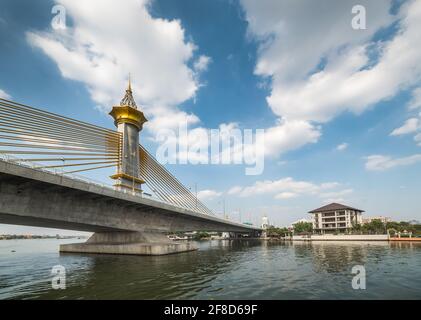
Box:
(293, 234), (389, 241)
(291, 234), (421, 241)
(390, 237), (421, 241)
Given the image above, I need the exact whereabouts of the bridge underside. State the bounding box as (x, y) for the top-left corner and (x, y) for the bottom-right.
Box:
(0, 161), (261, 255)
(0, 212), (123, 233)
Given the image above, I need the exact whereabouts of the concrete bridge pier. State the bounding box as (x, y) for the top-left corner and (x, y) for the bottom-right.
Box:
(60, 231), (198, 256)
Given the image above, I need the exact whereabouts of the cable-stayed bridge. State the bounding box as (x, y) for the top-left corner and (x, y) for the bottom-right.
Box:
(0, 84), (261, 255)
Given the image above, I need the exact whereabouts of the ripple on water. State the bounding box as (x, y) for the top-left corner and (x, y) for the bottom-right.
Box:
(1, 240), (421, 299)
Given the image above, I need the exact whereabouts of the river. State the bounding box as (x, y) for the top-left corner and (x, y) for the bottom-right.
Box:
(1, 239), (421, 299)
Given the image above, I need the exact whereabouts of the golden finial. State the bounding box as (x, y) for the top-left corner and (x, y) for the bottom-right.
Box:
(119, 73), (137, 109)
(127, 73), (132, 92)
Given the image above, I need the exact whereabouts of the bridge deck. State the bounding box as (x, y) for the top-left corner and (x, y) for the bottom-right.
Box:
(0, 159), (261, 234)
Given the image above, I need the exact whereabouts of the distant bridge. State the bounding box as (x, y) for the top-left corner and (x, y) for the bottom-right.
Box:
(0, 85), (261, 255)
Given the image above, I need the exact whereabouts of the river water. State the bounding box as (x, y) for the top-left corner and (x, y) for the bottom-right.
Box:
(1, 239), (421, 299)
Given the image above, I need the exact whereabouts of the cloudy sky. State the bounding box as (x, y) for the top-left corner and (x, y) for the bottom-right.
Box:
(1, 0), (421, 235)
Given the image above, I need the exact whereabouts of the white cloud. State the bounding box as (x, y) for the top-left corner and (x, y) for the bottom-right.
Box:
(215, 119), (321, 161)
(228, 177), (352, 204)
(365, 154), (421, 171)
(0, 89), (10, 99)
(197, 189), (222, 201)
(27, 0), (319, 160)
(275, 192), (298, 200)
(27, 0), (204, 134)
(408, 87), (421, 110)
(322, 198), (346, 204)
(148, 107), (200, 133)
(228, 177), (342, 199)
(320, 182), (341, 189)
(320, 188), (353, 199)
(390, 118), (420, 136)
(336, 143), (349, 151)
(155, 118), (321, 169)
(193, 55), (211, 72)
(263, 119), (321, 157)
(415, 133), (421, 146)
(241, 0), (421, 151)
(390, 88), (421, 145)
(228, 186), (243, 195)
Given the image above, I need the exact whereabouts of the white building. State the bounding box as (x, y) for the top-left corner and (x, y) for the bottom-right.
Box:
(309, 203), (364, 234)
(362, 216), (391, 225)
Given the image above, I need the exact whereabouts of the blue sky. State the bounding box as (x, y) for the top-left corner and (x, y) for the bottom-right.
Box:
(1, 0), (421, 235)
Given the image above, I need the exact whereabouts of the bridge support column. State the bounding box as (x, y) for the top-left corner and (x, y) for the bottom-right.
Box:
(60, 231), (198, 256)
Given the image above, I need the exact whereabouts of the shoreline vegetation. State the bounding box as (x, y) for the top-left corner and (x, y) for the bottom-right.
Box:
(266, 220), (421, 241)
(3, 220), (421, 242)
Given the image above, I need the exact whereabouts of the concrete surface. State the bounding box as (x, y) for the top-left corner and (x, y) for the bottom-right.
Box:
(0, 160), (261, 234)
(0, 160), (261, 255)
(60, 231), (198, 255)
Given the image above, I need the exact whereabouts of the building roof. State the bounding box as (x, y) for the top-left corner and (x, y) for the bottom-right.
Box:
(308, 202), (364, 214)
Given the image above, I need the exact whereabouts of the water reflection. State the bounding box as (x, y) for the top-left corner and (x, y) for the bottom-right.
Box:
(45, 240), (265, 299)
(295, 241), (390, 273)
(1, 239), (421, 299)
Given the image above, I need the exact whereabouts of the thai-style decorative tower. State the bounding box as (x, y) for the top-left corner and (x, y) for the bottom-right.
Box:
(109, 77), (147, 193)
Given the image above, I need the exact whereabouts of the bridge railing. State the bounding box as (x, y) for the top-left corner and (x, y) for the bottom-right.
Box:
(0, 153), (210, 215)
(0, 98), (215, 218)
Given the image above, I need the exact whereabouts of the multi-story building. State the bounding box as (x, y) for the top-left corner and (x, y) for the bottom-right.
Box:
(309, 203), (364, 234)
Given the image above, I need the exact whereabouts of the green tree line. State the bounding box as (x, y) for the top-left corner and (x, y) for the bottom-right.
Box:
(266, 220), (421, 237)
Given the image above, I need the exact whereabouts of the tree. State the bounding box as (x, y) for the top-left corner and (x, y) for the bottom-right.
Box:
(266, 226), (291, 238)
(386, 221), (401, 232)
(385, 221), (421, 237)
(352, 222), (362, 233)
(358, 219), (386, 234)
(368, 219), (386, 234)
(293, 222), (313, 234)
(352, 220), (421, 236)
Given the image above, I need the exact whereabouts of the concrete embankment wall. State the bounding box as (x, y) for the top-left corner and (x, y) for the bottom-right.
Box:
(293, 234), (389, 241)
(389, 237), (421, 241)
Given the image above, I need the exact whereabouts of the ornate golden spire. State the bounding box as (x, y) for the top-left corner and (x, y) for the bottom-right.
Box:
(110, 75), (147, 131)
(120, 74), (137, 109)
